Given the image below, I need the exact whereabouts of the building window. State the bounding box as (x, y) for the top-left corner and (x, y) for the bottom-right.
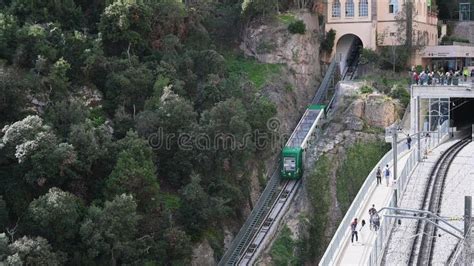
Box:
(460, 3), (471, 21)
(359, 0), (368, 17)
(332, 1), (341, 17)
(389, 0), (398, 14)
(346, 0), (354, 17)
(390, 32), (396, 36)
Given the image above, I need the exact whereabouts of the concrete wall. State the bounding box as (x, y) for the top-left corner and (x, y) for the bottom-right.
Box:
(451, 21), (474, 44)
(326, 0), (438, 58)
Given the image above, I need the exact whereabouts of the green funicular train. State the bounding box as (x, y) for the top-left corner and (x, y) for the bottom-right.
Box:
(281, 104), (325, 179)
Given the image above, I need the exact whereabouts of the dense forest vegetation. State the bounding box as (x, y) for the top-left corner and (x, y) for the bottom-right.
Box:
(0, 0), (320, 264)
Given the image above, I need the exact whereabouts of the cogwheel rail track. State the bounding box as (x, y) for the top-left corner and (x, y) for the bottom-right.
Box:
(408, 137), (471, 265)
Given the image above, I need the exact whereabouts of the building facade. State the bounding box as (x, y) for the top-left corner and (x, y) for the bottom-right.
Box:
(326, 0), (438, 66)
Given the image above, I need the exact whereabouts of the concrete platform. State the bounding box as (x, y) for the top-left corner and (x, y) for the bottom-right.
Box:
(383, 138), (462, 264)
(335, 150), (413, 265)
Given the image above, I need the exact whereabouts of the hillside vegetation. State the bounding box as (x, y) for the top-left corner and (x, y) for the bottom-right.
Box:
(0, 0), (303, 264)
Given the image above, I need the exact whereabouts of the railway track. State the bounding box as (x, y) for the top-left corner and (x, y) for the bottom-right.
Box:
(237, 180), (300, 265)
(408, 137), (471, 265)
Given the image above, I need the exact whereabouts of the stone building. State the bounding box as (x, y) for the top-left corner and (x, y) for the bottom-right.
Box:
(325, 0), (438, 69)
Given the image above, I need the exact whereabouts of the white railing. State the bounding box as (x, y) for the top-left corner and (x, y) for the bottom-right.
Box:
(320, 120), (451, 266)
(367, 121), (450, 266)
(319, 139), (410, 265)
(367, 149), (417, 266)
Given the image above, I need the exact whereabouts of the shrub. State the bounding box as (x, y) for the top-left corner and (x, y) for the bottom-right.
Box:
(321, 29), (336, 54)
(415, 65), (423, 74)
(390, 84), (410, 108)
(441, 35), (470, 45)
(288, 20), (306, 34)
(270, 225), (297, 265)
(359, 48), (380, 65)
(360, 85), (374, 94)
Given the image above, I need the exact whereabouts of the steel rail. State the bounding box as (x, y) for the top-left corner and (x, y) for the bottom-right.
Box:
(219, 49), (341, 265)
(408, 137), (471, 265)
(237, 180), (300, 265)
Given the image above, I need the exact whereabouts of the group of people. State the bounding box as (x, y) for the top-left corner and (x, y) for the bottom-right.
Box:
(350, 204), (380, 245)
(375, 164), (391, 186)
(411, 68), (473, 86)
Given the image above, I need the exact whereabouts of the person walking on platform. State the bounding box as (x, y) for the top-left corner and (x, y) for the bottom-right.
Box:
(376, 166), (382, 185)
(369, 204), (377, 230)
(369, 204), (377, 216)
(359, 220), (366, 245)
(350, 218), (358, 244)
(406, 134), (412, 150)
(384, 164), (391, 186)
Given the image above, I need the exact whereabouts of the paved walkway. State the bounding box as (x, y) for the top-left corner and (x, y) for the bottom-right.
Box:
(336, 149), (413, 265)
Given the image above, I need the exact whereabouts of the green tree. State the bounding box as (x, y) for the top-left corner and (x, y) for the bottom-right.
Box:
(0, 196), (7, 232)
(47, 57), (71, 97)
(136, 89), (197, 187)
(162, 227), (192, 265)
(112, 106), (135, 140)
(103, 62), (154, 115)
(10, 0), (83, 29)
(44, 100), (89, 138)
(98, 1), (152, 56)
(25, 188), (84, 247)
(199, 97), (253, 176)
(21, 135), (77, 187)
(13, 23), (61, 68)
(0, 69), (30, 126)
(0, 13), (19, 62)
(6, 236), (65, 265)
(105, 131), (159, 212)
(80, 194), (141, 265)
(179, 175), (230, 237)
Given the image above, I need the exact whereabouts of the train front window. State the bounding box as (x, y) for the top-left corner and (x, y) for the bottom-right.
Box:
(283, 157), (296, 172)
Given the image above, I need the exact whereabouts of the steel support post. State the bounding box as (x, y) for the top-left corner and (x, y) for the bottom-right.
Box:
(417, 96), (422, 162)
(392, 127), (398, 181)
(465, 196), (472, 264)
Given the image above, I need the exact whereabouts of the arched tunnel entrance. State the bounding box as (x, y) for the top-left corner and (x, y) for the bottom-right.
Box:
(450, 98), (474, 133)
(335, 34), (363, 76)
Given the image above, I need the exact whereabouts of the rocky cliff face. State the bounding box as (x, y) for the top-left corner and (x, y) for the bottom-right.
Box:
(196, 11), (323, 265)
(349, 95), (398, 129)
(258, 81), (400, 264)
(240, 11), (322, 203)
(241, 11), (320, 111)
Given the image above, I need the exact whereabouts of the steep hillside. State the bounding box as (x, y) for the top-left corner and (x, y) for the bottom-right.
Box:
(259, 81), (400, 264)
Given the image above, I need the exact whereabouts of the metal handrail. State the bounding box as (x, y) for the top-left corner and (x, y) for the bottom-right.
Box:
(312, 58), (338, 105)
(366, 121), (451, 266)
(319, 139), (411, 265)
(320, 121), (452, 266)
(218, 168), (280, 265)
(220, 52), (341, 266)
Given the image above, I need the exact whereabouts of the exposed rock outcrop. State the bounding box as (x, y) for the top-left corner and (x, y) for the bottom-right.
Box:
(241, 11), (321, 110)
(258, 81), (400, 264)
(191, 240), (216, 266)
(240, 11), (322, 205)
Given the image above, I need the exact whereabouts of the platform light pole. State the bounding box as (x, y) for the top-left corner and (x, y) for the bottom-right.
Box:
(417, 96), (422, 161)
(464, 196), (472, 264)
(392, 126), (398, 182)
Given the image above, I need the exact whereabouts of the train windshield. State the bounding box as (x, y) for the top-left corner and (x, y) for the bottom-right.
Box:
(283, 157), (296, 172)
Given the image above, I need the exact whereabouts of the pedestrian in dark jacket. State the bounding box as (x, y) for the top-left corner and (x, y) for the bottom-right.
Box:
(407, 134), (412, 150)
(351, 218), (358, 243)
(376, 166), (382, 185)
